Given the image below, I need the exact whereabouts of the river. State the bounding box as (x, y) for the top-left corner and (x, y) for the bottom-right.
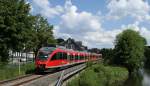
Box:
(124, 69), (150, 86)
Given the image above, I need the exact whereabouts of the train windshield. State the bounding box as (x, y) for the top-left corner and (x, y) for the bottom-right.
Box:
(38, 52), (49, 60)
(37, 47), (56, 60)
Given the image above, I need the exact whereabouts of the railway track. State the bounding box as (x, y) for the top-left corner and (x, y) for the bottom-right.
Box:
(0, 73), (50, 86)
(0, 63), (86, 86)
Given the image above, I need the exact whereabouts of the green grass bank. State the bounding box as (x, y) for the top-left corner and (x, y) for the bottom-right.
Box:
(67, 63), (128, 86)
(0, 62), (35, 80)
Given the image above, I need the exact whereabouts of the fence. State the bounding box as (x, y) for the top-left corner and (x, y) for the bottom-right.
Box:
(0, 61), (35, 80)
(9, 51), (35, 64)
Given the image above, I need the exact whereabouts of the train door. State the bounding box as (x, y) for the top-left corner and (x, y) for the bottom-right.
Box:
(67, 52), (70, 64)
(47, 52), (64, 67)
(78, 53), (80, 62)
(73, 53), (75, 63)
(62, 52), (68, 64)
(74, 53), (79, 62)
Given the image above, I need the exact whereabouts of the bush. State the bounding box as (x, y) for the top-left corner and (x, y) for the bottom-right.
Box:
(67, 64), (128, 86)
(79, 69), (99, 86)
(0, 62), (35, 80)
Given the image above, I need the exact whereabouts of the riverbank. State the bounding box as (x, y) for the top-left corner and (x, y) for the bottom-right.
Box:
(67, 63), (128, 86)
(123, 68), (150, 86)
(0, 62), (35, 80)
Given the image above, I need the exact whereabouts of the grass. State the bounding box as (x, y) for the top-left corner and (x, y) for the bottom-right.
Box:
(0, 62), (35, 80)
(67, 63), (128, 86)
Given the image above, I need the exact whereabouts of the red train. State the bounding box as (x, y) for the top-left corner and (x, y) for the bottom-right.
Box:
(35, 47), (102, 72)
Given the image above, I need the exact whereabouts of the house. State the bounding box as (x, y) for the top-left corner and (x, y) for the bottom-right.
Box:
(58, 38), (87, 51)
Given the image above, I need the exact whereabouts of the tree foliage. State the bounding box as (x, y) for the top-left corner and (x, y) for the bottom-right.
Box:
(0, 0), (56, 62)
(144, 46), (150, 68)
(31, 15), (56, 54)
(0, 0), (32, 62)
(56, 38), (65, 44)
(113, 29), (146, 73)
(100, 48), (114, 64)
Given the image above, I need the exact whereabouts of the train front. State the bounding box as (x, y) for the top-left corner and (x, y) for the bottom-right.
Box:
(35, 47), (55, 72)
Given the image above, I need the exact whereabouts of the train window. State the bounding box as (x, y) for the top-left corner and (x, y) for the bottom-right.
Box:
(72, 55), (75, 60)
(84, 55), (86, 59)
(78, 54), (80, 60)
(80, 56), (82, 60)
(85, 56), (86, 59)
(51, 53), (57, 60)
(51, 52), (61, 60)
(78, 55), (81, 60)
(67, 53), (70, 60)
(51, 52), (69, 60)
(80, 55), (82, 60)
(75, 55), (78, 60)
(81, 56), (84, 60)
(62, 53), (67, 59)
(85, 56), (87, 59)
(58, 52), (62, 59)
(70, 55), (74, 60)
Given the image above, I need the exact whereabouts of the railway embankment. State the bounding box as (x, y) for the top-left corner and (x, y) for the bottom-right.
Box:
(66, 63), (128, 86)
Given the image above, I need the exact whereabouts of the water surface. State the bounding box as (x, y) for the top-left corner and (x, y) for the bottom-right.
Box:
(124, 69), (150, 86)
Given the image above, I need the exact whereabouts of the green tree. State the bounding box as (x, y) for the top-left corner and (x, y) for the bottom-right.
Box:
(0, 0), (32, 62)
(144, 46), (150, 68)
(30, 15), (56, 56)
(0, 0), (56, 62)
(113, 29), (146, 73)
(56, 38), (65, 44)
(100, 48), (114, 64)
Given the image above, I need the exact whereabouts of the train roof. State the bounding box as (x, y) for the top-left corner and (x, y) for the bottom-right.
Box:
(40, 47), (101, 56)
(39, 47), (56, 52)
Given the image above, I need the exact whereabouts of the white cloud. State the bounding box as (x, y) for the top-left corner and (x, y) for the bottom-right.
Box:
(121, 23), (150, 45)
(54, 0), (122, 48)
(140, 27), (150, 44)
(107, 0), (150, 45)
(29, 0), (150, 48)
(121, 21), (140, 31)
(31, 0), (64, 18)
(107, 0), (150, 21)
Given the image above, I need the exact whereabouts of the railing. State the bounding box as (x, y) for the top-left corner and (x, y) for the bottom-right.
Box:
(56, 70), (65, 86)
(55, 63), (86, 86)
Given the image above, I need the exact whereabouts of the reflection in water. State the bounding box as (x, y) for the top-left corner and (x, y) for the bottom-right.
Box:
(142, 69), (150, 86)
(124, 71), (143, 86)
(123, 69), (150, 86)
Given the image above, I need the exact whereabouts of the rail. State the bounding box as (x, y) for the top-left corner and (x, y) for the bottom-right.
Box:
(0, 74), (48, 86)
(0, 63), (86, 86)
(0, 74), (32, 84)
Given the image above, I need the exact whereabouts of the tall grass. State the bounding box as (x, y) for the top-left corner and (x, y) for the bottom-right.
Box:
(67, 64), (128, 86)
(0, 62), (35, 80)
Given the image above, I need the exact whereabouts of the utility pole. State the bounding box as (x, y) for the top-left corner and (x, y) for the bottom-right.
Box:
(18, 52), (21, 75)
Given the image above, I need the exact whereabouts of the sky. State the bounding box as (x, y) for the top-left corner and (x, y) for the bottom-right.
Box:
(28, 0), (150, 48)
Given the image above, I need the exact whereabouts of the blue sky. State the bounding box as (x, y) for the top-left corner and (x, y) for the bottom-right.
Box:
(28, 0), (150, 48)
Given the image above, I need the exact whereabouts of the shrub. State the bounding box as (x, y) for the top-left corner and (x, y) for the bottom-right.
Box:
(0, 62), (35, 80)
(67, 64), (128, 86)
